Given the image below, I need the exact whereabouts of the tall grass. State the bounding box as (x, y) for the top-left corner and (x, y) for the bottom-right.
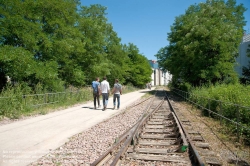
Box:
(191, 83), (250, 106)
(189, 83), (250, 144)
(0, 84), (139, 120)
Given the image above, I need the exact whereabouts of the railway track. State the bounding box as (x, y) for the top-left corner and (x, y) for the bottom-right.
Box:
(167, 92), (224, 166)
(91, 89), (222, 165)
(123, 93), (191, 165)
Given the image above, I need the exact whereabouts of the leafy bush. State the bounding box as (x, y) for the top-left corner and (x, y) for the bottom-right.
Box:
(189, 83), (250, 145)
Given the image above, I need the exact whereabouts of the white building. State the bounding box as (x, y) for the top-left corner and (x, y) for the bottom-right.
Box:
(148, 60), (172, 86)
(235, 33), (250, 77)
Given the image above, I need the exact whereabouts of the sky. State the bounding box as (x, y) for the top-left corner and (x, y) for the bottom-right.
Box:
(80, 0), (250, 61)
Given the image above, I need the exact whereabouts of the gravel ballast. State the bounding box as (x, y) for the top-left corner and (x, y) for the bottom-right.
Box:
(29, 98), (152, 165)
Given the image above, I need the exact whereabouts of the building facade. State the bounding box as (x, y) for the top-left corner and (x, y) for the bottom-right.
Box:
(235, 33), (250, 77)
(148, 60), (172, 86)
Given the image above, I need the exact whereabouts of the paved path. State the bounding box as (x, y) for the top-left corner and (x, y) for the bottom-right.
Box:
(0, 88), (153, 166)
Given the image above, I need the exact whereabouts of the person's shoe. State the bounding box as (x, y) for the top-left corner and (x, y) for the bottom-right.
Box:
(117, 107), (119, 110)
(102, 106), (106, 111)
(94, 106), (96, 109)
(113, 106), (115, 110)
(98, 105), (101, 108)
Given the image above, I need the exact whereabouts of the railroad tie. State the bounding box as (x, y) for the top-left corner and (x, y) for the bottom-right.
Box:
(191, 135), (204, 141)
(205, 157), (222, 165)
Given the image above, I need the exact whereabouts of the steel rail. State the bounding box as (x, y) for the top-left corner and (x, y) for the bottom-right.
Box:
(166, 92), (205, 166)
(91, 90), (190, 166)
(110, 96), (166, 166)
(131, 95), (166, 147)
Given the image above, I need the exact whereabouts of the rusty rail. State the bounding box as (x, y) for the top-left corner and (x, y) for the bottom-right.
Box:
(91, 92), (157, 166)
(91, 89), (205, 165)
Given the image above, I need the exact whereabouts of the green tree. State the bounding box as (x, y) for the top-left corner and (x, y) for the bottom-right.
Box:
(125, 43), (152, 87)
(0, 0), (80, 90)
(157, 0), (246, 86)
(78, 4), (110, 83)
(103, 26), (131, 86)
(155, 46), (169, 72)
(34, 0), (84, 87)
(0, 1), (150, 91)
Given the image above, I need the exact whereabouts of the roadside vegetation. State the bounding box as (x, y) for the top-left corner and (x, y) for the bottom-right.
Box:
(191, 83), (250, 107)
(188, 83), (250, 145)
(0, 1), (151, 119)
(0, 1), (152, 91)
(0, 83), (139, 120)
(156, 0), (250, 145)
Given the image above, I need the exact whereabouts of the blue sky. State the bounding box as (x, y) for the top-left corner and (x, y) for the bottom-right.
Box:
(80, 0), (250, 61)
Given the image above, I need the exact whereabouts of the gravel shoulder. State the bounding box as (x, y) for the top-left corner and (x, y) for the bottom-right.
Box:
(30, 97), (152, 165)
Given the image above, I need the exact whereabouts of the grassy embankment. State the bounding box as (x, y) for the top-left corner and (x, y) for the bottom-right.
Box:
(0, 84), (139, 120)
(188, 83), (250, 145)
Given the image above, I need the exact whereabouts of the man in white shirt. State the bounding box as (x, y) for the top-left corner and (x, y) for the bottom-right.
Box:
(100, 76), (110, 111)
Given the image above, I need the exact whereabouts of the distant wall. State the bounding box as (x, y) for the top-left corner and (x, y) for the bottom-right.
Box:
(235, 34), (250, 77)
(148, 60), (172, 86)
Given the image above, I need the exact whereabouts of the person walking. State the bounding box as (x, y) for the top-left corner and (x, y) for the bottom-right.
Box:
(100, 76), (110, 111)
(92, 77), (101, 109)
(112, 79), (122, 110)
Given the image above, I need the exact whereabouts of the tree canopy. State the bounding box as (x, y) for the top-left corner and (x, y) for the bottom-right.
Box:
(0, 0), (152, 91)
(156, 0), (246, 86)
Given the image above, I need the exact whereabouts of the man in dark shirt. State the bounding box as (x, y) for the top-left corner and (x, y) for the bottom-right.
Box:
(92, 77), (101, 109)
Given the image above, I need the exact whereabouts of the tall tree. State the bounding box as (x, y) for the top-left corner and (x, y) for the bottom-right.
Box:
(0, 1), (151, 91)
(125, 43), (152, 87)
(154, 46), (169, 72)
(0, 0), (81, 90)
(78, 4), (110, 83)
(104, 26), (131, 85)
(34, 0), (84, 87)
(157, 0), (246, 86)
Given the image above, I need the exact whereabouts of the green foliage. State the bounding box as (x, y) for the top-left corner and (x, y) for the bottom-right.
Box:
(0, 0), (153, 123)
(154, 46), (169, 71)
(105, 43), (131, 86)
(0, 0), (82, 89)
(77, 4), (109, 83)
(0, 84), (138, 119)
(0, 1), (152, 91)
(191, 83), (250, 106)
(188, 83), (250, 144)
(0, 85), (93, 119)
(0, 83), (32, 119)
(124, 43), (152, 87)
(156, 0), (246, 86)
(0, 46), (36, 81)
(178, 82), (192, 92)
